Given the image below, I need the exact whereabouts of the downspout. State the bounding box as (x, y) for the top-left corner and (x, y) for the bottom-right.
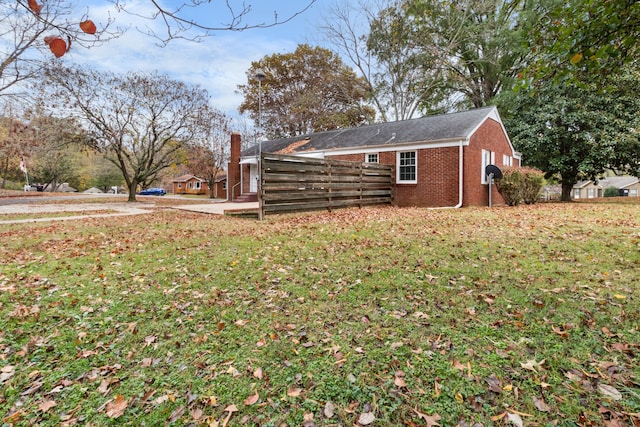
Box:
(454, 141), (464, 208)
(429, 140), (464, 209)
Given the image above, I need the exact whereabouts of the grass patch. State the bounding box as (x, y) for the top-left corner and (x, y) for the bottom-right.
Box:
(0, 202), (639, 426)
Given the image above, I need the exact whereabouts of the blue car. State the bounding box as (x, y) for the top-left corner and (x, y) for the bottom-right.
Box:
(138, 188), (166, 196)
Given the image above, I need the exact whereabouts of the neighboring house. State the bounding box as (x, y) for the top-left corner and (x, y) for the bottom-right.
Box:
(172, 173), (227, 198)
(572, 180), (602, 199)
(228, 106), (522, 207)
(597, 176), (640, 197)
(570, 176), (640, 198)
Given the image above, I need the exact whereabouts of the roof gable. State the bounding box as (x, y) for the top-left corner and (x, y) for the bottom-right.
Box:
(242, 106), (500, 157)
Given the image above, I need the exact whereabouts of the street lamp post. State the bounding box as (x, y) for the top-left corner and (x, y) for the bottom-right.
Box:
(254, 69), (266, 219)
(255, 69), (266, 159)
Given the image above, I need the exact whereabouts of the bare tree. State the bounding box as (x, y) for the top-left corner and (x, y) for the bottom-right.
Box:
(320, 1), (446, 121)
(185, 107), (231, 198)
(2, 1), (315, 97)
(41, 66), (213, 201)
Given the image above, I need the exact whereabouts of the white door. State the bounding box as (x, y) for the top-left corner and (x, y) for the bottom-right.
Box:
(249, 164), (258, 193)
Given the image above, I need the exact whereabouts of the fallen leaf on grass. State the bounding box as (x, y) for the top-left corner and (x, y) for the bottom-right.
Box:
(520, 359), (545, 372)
(533, 396), (551, 412)
(244, 392), (259, 406)
(324, 401), (335, 418)
(506, 412), (523, 427)
(287, 387), (302, 397)
(394, 370), (407, 388)
(221, 404), (238, 427)
(168, 405), (185, 423)
(253, 367), (263, 379)
(38, 399), (56, 412)
(105, 395), (127, 418)
(485, 375), (502, 393)
(0, 365), (15, 383)
(413, 408), (441, 426)
(598, 383), (622, 401)
(358, 412), (375, 425)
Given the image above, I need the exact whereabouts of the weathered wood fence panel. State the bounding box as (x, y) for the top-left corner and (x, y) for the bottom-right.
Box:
(259, 153), (394, 218)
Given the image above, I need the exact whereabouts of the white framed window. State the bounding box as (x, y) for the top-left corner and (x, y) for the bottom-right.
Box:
(630, 189), (637, 197)
(573, 189), (581, 199)
(503, 154), (512, 166)
(222, 181), (227, 190)
(187, 182), (192, 189)
(366, 153), (379, 163)
(587, 188), (595, 198)
(397, 151), (417, 184)
(177, 183), (182, 189)
(481, 149), (495, 184)
(195, 181), (201, 189)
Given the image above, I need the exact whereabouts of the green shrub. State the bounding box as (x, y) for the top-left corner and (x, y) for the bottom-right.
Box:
(494, 167), (523, 206)
(520, 167), (545, 204)
(495, 167), (544, 206)
(604, 186), (619, 197)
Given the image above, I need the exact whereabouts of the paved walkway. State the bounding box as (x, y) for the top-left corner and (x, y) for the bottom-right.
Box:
(169, 202), (258, 215)
(0, 200), (259, 224)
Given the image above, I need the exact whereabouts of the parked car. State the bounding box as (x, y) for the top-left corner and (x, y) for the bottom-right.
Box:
(138, 187), (166, 196)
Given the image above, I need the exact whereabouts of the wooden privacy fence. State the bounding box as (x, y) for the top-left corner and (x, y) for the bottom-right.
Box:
(259, 153), (394, 218)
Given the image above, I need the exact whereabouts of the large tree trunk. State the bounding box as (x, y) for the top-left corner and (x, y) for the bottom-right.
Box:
(561, 181), (574, 202)
(128, 179), (138, 202)
(1, 157), (8, 189)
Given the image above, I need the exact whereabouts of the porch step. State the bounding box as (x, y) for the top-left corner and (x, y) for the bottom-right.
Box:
(233, 192), (258, 203)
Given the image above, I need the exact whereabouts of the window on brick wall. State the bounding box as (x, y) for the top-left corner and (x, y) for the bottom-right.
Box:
(366, 153), (379, 163)
(502, 154), (512, 166)
(195, 181), (201, 190)
(481, 149), (495, 184)
(397, 151), (417, 183)
(177, 183), (182, 188)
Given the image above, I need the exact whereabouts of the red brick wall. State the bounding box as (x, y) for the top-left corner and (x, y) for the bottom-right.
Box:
(463, 119), (514, 207)
(331, 148), (460, 208)
(327, 119), (516, 208)
(227, 133), (241, 201)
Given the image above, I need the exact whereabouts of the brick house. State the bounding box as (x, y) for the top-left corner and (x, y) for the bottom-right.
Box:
(172, 174), (227, 198)
(229, 106), (521, 207)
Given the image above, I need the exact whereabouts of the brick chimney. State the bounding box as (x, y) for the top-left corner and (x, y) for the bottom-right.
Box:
(227, 132), (241, 201)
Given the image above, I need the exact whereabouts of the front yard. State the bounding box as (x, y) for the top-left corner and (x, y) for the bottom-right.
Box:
(1, 202), (639, 426)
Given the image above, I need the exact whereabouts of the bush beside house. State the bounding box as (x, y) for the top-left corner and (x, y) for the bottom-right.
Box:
(495, 167), (545, 206)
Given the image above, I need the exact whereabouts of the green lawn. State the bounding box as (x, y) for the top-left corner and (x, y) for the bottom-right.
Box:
(1, 202), (639, 426)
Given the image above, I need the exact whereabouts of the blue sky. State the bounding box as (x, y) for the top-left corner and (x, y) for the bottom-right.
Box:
(69, 0), (332, 121)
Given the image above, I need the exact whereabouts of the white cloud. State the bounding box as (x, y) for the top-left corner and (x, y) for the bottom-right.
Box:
(66, 0), (326, 119)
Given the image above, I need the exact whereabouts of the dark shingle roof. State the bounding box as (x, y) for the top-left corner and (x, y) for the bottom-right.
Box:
(242, 107), (497, 157)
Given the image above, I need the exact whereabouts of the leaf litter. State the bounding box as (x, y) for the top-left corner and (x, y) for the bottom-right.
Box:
(0, 204), (639, 425)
